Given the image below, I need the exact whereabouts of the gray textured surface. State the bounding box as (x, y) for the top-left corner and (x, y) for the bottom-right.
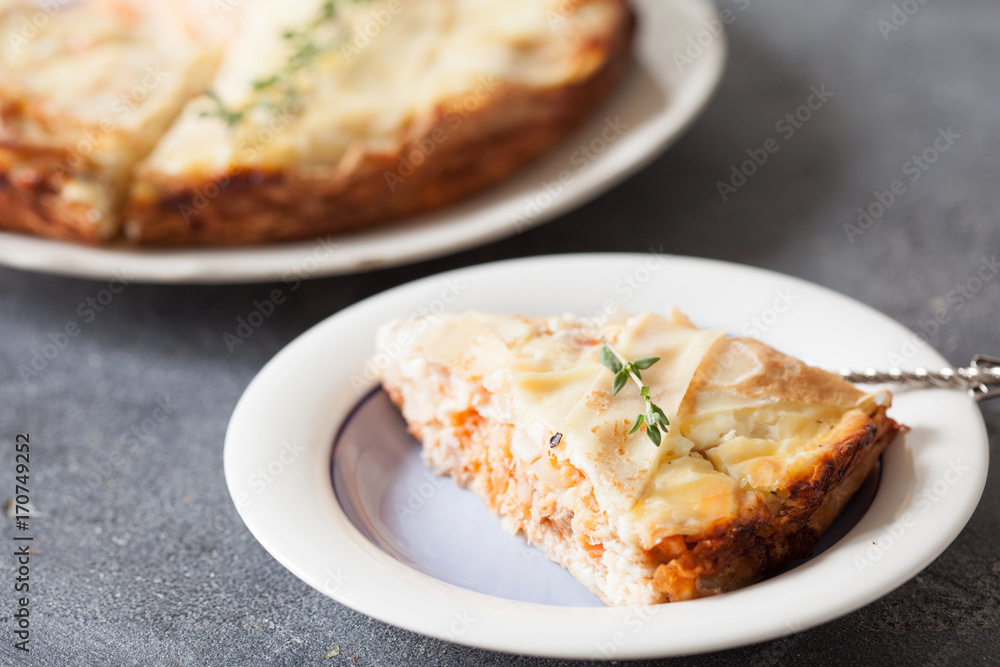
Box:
(2, 0), (1000, 664)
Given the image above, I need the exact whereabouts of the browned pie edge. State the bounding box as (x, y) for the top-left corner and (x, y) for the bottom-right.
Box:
(0, 93), (115, 244)
(123, 1), (636, 246)
(651, 406), (901, 601)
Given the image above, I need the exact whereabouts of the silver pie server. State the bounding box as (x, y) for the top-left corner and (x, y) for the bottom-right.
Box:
(839, 354), (1000, 403)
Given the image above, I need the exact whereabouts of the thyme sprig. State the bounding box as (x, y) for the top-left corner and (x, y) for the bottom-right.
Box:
(200, 91), (244, 127)
(200, 0), (360, 127)
(599, 340), (669, 446)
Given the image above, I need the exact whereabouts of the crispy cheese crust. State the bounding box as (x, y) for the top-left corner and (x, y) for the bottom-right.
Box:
(651, 407), (897, 600)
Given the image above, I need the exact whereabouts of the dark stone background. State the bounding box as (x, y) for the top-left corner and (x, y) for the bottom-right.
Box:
(2, 0), (998, 664)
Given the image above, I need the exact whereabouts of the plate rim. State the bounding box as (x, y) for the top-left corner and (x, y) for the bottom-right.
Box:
(0, 0), (727, 284)
(224, 252), (990, 659)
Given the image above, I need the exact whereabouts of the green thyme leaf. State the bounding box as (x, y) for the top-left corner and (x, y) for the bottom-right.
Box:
(322, 644), (341, 659)
(252, 75), (280, 90)
(199, 91), (244, 127)
(650, 404), (670, 426)
(629, 414), (644, 434)
(633, 356), (660, 370)
(612, 370), (628, 396)
(647, 424), (662, 446)
(600, 346), (623, 374)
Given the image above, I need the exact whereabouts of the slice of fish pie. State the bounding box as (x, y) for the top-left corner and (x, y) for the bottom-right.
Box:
(377, 310), (900, 605)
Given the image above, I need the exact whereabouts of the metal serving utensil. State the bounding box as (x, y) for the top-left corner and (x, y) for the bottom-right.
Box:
(839, 354), (1000, 403)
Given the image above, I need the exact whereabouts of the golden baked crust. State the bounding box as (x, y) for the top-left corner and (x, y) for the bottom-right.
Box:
(123, 1), (635, 245)
(0, 115), (106, 244)
(379, 311), (902, 605)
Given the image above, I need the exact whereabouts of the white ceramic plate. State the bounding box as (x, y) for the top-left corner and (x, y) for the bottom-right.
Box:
(225, 253), (989, 659)
(0, 0), (725, 284)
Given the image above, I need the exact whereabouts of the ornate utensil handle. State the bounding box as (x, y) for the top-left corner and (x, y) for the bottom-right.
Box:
(839, 354), (1000, 403)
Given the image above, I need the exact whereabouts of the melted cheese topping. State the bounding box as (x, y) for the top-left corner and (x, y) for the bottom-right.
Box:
(388, 310), (876, 551)
(684, 404), (849, 491)
(0, 1), (218, 129)
(137, 0), (621, 176)
(623, 404), (854, 547)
